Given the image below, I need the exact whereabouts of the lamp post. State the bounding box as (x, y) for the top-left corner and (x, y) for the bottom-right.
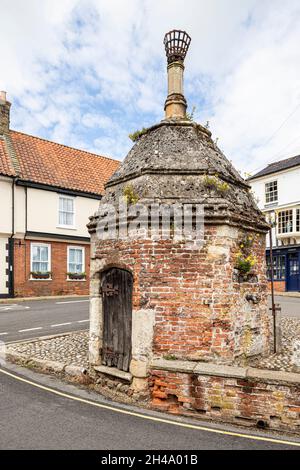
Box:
(268, 212), (277, 353)
(163, 30), (191, 119)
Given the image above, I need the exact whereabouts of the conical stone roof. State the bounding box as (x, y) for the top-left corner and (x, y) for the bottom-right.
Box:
(95, 119), (268, 233)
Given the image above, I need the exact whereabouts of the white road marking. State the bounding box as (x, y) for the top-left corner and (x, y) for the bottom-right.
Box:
(51, 322), (71, 327)
(56, 300), (89, 304)
(77, 319), (89, 323)
(18, 327), (43, 333)
(1, 368), (300, 448)
(0, 332), (8, 336)
(0, 305), (30, 311)
(0, 304), (18, 307)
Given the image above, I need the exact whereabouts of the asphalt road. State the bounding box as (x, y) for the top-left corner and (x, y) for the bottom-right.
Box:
(0, 297), (89, 342)
(0, 364), (298, 450)
(0, 294), (299, 344)
(272, 295), (300, 317)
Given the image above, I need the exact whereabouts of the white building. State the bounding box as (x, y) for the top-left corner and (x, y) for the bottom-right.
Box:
(0, 92), (119, 298)
(249, 155), (300, 292)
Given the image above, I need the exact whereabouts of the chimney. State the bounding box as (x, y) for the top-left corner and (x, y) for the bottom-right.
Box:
(0, 91), (11, 135)
(163, 30), (191, 119)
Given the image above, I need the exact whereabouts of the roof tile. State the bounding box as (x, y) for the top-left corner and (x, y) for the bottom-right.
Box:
(249, 154), (300, 180)
(0, 138), (16, 177)
(8, 130), (119, 195)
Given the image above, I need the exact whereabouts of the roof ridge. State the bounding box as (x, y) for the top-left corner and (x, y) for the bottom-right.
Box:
(2, 133), (20, 174)
(267, 154), (300, 166)
(10, 129), (120, 164)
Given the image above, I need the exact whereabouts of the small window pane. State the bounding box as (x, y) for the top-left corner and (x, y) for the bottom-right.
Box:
(278, 210), (293, 234)
(40, 247), (48, 261)
(59, 197), (74, 226)
(68, 248), (84, 273)
(66, 212), (73, 225)
(265, 181), (278, 204)
(32, 246), (39, 261)
(31, 245), (49, 272)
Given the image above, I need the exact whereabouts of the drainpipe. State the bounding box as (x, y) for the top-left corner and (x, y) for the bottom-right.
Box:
(9, 176), (16, 297)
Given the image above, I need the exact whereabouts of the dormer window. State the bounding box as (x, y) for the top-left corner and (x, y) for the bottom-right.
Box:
(265, 180), (278, 204)
(58, 195), (75, 228)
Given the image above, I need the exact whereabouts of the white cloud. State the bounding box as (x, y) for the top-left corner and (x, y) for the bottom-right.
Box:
(0, 0), (300, 171)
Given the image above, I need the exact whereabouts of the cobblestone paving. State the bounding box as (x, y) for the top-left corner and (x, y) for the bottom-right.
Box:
(250, 316), (300, 372)
(7, 331), (89, 368)
(6, 317), (300, 373)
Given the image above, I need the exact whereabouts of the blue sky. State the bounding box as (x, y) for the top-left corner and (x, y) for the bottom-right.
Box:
(1, 0), (300, 175)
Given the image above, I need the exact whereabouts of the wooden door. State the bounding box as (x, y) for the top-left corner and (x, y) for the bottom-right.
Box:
(101, 268), (133, 371)
(287, 253), (300, 292)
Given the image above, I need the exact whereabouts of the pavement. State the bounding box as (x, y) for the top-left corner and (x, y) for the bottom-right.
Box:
(1, 363), (299, 450)
(272, 295), (300, 317)
(0, 296), (89, 343)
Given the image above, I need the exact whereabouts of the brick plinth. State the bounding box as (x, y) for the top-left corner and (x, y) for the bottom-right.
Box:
(13, 239), (90, 297)
(150, 368), (300, 432)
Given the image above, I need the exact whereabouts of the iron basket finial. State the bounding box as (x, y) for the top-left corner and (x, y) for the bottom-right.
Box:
(163, 30), (191, 64)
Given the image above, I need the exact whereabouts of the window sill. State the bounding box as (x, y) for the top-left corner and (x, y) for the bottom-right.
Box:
(56, 225), (77, 230)
(277, 232), (300, 238)
(67, 278), (86, 282)
(29, 277), (52, 281)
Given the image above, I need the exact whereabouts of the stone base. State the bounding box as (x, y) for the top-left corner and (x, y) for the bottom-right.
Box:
(150, 359), (300, 433)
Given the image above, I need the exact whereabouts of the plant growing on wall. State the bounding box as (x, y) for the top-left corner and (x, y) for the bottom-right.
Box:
(123, 184), (140, 205)
(186, 105), (196, 121)
(235, 235), (257, 274)
(128, 127), (148, 142)
(203, 174), (230, 194)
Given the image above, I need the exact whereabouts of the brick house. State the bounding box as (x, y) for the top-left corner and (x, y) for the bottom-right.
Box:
(0, 91), (119, 298)
(249, 155), (300, 292)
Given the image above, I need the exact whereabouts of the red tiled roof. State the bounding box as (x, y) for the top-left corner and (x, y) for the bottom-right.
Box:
(0, 138), (16, 177)
(3, 131), (119, 195)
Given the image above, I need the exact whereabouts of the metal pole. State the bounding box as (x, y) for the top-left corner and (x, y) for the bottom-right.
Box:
(269, 225), (276, 353)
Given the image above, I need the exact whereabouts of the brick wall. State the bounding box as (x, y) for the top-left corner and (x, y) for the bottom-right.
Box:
(91, 224), (270, 363)
(268, 280), (286, 293)
(150, 368), (300, 432)
(13, 239), (90, 297)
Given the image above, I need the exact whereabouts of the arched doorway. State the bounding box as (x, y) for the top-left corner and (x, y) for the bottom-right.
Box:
(101, 267), (133, 371)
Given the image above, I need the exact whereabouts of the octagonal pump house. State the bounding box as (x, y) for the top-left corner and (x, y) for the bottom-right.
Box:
(88, 30), (271, 387)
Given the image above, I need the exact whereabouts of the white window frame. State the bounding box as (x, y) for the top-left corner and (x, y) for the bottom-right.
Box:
(67, 246), (85, 279)
(265, 180), (278, 205)
(30, 243), (51, 279)
(58, 195), (76, 229)
(277, 209), (294, 235)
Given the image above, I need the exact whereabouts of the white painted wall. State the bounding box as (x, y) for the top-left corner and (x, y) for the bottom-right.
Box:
(250, 167), (300, 210)
(0, 177), (13, 235)
(0, 237), (8, 295)
(26, 187), (99, 238)
(250, 166), (300, 247)
(14, 185), (26, 237)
